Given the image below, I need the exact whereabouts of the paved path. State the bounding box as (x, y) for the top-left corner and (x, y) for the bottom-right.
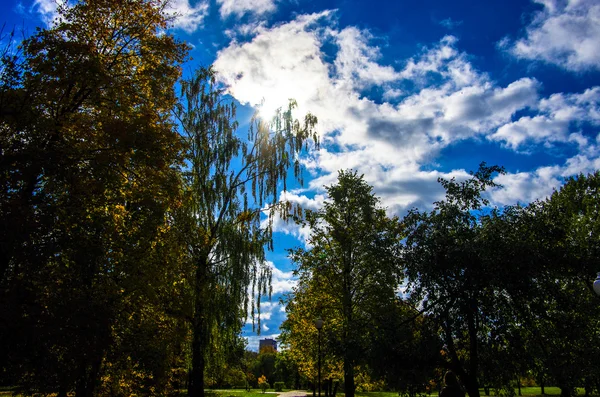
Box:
(273, 391), (308, 397)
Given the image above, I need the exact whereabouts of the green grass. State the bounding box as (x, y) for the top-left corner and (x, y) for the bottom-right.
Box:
(331, 388), (597, 397)
(355, 392), (398, 397)
(480, 387), (594, 397)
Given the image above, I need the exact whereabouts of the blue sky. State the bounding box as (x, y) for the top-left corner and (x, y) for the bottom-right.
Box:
(4, 0), (600, 350)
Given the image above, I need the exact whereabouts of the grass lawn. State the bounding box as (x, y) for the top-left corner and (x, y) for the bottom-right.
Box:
(480, 387), (593, 396)
(312, 388), (596, 397)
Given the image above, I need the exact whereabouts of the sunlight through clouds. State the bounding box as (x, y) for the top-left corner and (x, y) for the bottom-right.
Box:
(213, 13), (571, 211)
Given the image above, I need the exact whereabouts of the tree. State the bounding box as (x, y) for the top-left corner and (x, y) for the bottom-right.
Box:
(366, 299), (442, 397)
(274, 349), (301, 389)
(0, 0), (188, 395)
(175, 67), (318, 397)
(280, 274), (345, 392)
(515, 172), (600, 397)
(258, 374), (270, 393)
(403, 163), (505, 397)
(253, 346), (277, 384)
(285, 170), (403, 397)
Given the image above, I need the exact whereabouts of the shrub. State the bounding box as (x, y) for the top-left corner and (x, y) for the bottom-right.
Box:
(258, 375), (270, 393)
(274, 382), (285, 392)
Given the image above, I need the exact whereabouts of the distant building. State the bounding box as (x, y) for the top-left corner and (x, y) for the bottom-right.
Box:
(259, 338), (277, 352)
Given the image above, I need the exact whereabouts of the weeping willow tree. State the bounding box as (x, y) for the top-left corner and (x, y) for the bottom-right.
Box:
(176, 67), (318, 397)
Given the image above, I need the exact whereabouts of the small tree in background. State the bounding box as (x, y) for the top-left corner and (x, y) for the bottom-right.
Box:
(258, 375), (270, 393)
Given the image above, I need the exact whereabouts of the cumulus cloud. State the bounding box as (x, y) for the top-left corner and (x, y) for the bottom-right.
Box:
(166, 0), (209, 33)
(333, 26), (401, 91)
(217, 0), (277, 19)
(490, 149), (600, 206)
(490, 87), (600, 149)
(32, 0), (60, 25)
(267, 260), (298, 294)
(507, 0), (600, 71)
(491, 166), (563, 205)
(214, 11), (598, 239)
(214, 11), (334, 122)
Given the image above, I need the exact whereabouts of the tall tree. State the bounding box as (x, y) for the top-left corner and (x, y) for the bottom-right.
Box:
(517, 172), (600, 397)
(403, 163), (505, 397)
(0, 0), (188, 395)
(285, 170), (403, 397)
(280, 271), (345, 392)
(175, 67), (318, 397)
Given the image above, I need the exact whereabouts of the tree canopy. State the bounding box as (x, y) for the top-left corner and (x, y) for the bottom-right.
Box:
(283, 170), (404, 397)
(176, 66), (318, 397)
(0, 0), (189, 395)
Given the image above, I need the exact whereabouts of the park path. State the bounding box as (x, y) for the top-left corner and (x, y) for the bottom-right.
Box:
(273, 390), (307, 397)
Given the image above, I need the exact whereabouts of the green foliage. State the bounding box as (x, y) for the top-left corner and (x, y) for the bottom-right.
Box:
(283, 170), (404, 397)
(258, 375), (270, 393)
(367, 300), (441, 397)
(510, 172), (600, 397)
(403, 163), (505, 397)
(252, 348), (277, 384)
(176, 66), (318, 397)
(0, 0), (189, 395)
(274, 381), (285, 391)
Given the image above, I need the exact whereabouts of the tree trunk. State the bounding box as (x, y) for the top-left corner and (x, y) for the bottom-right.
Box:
(189, 261), (208, 397)
(74, 353), (103, 397)
(188, 323), (206, 397)
(465, 301), (480, 397)
(540, 378), (545, 395)
(443, 317), (479, 397)
(559, 387), (572, 397)
(343, 358), (355, 397)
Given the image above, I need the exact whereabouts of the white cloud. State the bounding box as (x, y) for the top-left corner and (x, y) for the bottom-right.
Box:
(399, 36), (483, 89)
(439, 18), (463, 29)
(507, 0), (600, 71)
(32, 0), (60, 25)
(267, 260), (298, 294)
(490, 130), (600, 205)
(333, 26), (401, 91)
(490, 87), (600, 149)
(491, 167), (563, 205)
(217, 0), (277, 18)
(214, 11), (597, 239)
(260, 193), (325, 246)
(214, 11), (334, 122)
(166, 0), (209, 33)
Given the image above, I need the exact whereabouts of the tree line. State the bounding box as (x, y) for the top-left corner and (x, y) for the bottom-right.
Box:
(1, 1), (599, 397)
(281, 167), (600, 397)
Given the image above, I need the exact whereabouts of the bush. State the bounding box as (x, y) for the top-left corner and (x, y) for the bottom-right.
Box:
(274, 382), (285, 392)
(258, 375), (270, 393)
